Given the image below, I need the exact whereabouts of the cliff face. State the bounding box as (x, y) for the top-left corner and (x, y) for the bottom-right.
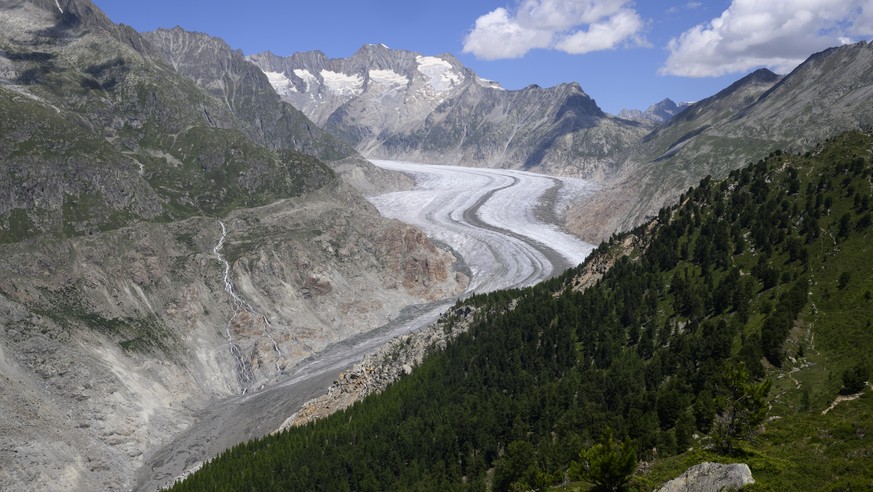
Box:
(0, 2), (464, 490)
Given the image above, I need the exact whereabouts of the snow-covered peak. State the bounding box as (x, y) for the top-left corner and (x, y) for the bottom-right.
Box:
(415, 55), (464, 92)
(293, 69), (317, 90)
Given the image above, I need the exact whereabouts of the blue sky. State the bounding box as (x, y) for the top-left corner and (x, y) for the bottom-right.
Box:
(96, 1), (873, 115)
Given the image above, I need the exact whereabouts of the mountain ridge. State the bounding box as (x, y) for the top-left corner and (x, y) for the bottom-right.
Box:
(249, 45), (647, 178)
(566, 41), (873, 243)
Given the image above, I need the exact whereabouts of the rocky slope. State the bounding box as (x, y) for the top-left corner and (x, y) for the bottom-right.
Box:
(0, 2), (464, 490)
(277, 303), (485, 430)
(567, 42), (873, 242)
(249, 45), (647, 178)
(141, 27), (412, 196)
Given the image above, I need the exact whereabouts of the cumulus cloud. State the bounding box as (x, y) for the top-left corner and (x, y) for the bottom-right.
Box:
(661, 0), (873, 77)
(462, 0), (646, 60)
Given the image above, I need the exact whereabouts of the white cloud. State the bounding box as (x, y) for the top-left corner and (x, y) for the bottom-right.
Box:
(462, 0), (646, 60)
(661, 0), (873, 77)
(462, 8), (552, 59)
(555, 9), (646, 55)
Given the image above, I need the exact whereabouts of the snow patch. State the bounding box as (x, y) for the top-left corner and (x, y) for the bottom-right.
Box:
(262, 70), (296, 95)
(292, 69), (317, 91)
(369, 69), (409, 91)
(476, 76), (505, 90)
(415, 56), (464, 92)
(320, 69), (363, 96)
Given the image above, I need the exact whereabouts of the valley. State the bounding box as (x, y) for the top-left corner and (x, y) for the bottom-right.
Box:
(136, 160), (596, 491)
(3, 2), (872, 490)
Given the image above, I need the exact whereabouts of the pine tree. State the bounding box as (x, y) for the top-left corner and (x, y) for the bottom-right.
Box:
(571, 428), (637, 491)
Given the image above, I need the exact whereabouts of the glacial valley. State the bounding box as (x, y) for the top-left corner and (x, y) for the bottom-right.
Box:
(135, 160), (596, 491)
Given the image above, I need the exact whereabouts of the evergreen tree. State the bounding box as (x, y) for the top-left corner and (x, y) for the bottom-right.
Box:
(571, 429), (637, 492)
(713, 363), (771, 454)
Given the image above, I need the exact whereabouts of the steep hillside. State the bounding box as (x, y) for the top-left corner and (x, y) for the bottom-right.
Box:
(0, 2), (465, 490)
(249, 45), (647, 177)
(173, 131), (873, 491)
(569, 42), (873, 243)
(141, 28), (412, 194)
(142, 28), (351, 160)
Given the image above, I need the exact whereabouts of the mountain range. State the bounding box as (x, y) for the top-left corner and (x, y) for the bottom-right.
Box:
(569, 41), (873, 242)
(250, 45), (648, 178)
(251, 40), (873, 243)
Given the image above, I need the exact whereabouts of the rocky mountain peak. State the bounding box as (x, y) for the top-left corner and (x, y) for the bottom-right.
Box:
(712, 67), (781, 102)
(618, 98), (690, 127)
(32, 0), (114, 32)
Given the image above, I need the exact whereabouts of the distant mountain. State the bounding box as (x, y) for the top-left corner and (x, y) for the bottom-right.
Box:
(617, 98), (690, 127)
(250, 45), (647, 177)
(567, 42), (873, 242)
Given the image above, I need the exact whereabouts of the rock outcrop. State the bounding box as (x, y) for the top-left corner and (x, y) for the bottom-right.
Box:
(656, 462), (754, 492)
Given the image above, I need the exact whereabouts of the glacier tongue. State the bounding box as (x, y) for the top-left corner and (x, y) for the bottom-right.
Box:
(367, 159), (596, 292)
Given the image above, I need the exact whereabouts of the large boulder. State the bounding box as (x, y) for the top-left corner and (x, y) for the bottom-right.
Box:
(656, 462), (754, 492)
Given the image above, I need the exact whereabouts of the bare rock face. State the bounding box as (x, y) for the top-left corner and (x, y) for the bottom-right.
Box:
(0, 187), (467, 490)
(656, 462), (754, 492)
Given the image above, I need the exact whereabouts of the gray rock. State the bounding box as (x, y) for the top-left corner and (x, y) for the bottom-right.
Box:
(656, 462), (754, 492)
